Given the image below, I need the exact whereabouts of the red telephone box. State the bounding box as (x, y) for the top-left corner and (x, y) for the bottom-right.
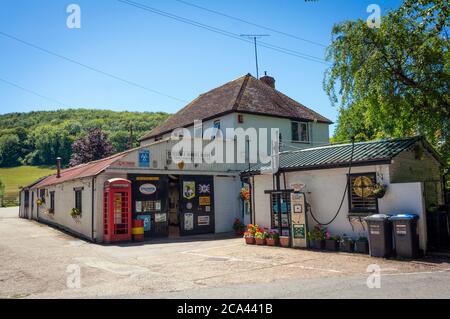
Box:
(103, 178), (132, 243)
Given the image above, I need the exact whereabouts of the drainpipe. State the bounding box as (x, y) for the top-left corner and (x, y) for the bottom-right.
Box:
(56, 157), (61, 178)
(91, 176), (96, 242)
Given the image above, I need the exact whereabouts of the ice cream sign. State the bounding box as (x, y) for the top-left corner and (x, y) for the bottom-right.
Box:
(139, 183), (157, 195)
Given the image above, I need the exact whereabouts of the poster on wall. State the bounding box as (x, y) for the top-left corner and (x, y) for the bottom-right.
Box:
(135, 201), (142, 213)
(155, 213), (167, 223)
(137, 215), (151, 231)
(199, 196), (211, 206)
(198, 215), (210, 226)
(183, 181), (196, 199)
(184, 213), (194, 231)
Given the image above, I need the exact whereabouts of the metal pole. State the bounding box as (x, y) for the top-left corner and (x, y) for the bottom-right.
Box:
(253, 37), (259, 79)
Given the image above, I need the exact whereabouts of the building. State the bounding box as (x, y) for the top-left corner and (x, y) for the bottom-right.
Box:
(242, 136), (446, 252)
(20, 73), (333, 243)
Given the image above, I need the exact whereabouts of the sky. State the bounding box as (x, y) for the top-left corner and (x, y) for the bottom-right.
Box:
(0, 0), (403, 134)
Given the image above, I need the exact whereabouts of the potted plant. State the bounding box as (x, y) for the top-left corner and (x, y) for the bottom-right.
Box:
(70, 207), (81, 220)
(243, 224), (257, 244)
(279, 235), (290, 248)
(325, 232), (340, 251)
(240, 187), (250, 202)
(36, 198), (44, 206)
(355, 236), (369, 254)
(232, 218), (245, 236)
(373, 183), (387, 199)
(339, 234), (355, 253)
(307, 225), (326, 250)
(254, 228), (267, 245)
(266, 230), (280, 246)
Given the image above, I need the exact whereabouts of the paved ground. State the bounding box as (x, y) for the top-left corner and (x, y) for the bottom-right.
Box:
(1, 207), (450, 299)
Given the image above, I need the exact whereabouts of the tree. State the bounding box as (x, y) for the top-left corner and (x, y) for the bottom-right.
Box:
(324, 0), (449, 159)
(69, 128), (114, 166)
(0, 178), (4, 207)
(0, 133), (22, 167)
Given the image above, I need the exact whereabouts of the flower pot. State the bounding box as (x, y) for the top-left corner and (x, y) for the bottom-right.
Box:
(266, 238), (279, 246)
(245, 237), (255, 245)
(255, 238), (266, 245)
(339, 240), (355, 253)
(310, 239), (325, 250)
(325, 239), (339, 251)
(355, 241), (369, 254)
(279, 236), (290, 248)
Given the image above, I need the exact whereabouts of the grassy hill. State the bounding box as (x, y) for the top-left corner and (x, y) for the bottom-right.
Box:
(0, 166), (55, 203)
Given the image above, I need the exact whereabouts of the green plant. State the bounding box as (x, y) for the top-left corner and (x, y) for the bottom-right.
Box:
(254, 228), (267, 240)
(233, 218), (245, 234)
(340, 234), (353, 243)
(267, 230), (280, 239)
(373, 183), (387, 198)
(307, 225), (327, 241)
(70, 208), (81, 218)
(357, 236), (368, 242)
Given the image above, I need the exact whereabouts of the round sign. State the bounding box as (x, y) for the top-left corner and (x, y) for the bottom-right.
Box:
(186, 202), (193, 209)
(139, 183), (157, 195)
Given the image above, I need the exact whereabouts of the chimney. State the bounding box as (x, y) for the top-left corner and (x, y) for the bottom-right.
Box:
(56, 157), (61, 178)
(260, 71), (275, 89)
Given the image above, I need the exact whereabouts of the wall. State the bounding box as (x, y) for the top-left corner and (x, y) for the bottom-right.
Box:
(213, 175), (241, 233)
(33, 177), (95, 240)
(252, 164), (429, 251)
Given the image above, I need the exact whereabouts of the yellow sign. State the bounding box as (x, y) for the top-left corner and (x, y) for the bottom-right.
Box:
(136, 176), (160, 181)
(199, 196), (211, 206)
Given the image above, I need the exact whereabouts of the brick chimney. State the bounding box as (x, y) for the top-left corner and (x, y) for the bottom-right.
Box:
(260, 72), (275, 89)
(56, 157), (61, 178)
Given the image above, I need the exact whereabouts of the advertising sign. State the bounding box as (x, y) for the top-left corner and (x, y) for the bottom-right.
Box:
(139, 183), (157, 195)
(184, 213), (194, 231)
(139, 150), (150, 168)
(183, 181), (195, 199)
(198, 215), (210, 226)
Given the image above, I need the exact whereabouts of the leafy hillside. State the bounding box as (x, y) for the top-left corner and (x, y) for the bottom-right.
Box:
(0, 109), (171, 167)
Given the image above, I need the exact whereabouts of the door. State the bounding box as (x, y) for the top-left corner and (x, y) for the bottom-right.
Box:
(128, 174), (169, 238)
(179, 175), (215, 236)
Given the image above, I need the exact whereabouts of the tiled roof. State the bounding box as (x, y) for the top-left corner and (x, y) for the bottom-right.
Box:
(140, 74), (332, 141)
(31, 151), (130, 189)
(243, 136), (441, 174)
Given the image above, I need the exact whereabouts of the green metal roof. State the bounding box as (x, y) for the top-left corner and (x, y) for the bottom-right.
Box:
(243, 136), (437, 174)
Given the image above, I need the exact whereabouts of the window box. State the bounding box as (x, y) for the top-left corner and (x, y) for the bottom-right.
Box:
(310, 239), (325, 250)
(355, 239), (369, 254)
(339, 239), (355, 253)
(325, 239), (339, 251)
(279, 236), (290, 248)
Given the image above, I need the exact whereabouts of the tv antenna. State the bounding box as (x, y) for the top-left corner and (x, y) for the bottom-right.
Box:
(240, 34), (270, 79)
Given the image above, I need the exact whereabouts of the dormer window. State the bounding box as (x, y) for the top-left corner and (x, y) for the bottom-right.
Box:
(291, 122), (309, 142)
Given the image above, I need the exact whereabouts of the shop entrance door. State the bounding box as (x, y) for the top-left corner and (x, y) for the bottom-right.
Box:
(179, 175), (215, 236)
(128, 174), (169, 238)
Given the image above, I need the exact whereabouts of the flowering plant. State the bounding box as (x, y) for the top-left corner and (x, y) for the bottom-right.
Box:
(240, 187), (250, 201)
(233, 218), (246, 234)
(372, 183), (387, 198)
(307, 225), (327, 241)
(70, 208), (81, 218)
(36, 198), (44, 206)
(267, 230), (280, 239)
(243, 224), (258, 238)
(254, 228), (267, 239)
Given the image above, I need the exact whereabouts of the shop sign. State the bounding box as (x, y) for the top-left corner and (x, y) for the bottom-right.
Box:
(198, 184), (210, 194)
(115, 161), (136, 168)
(184, 213), (194, 230)
(136, 176), (159, 181)
(183, 181), (195, 199)
(293, 224), (305, 238)
(155, 213), (167, 223)
(198, 215), (210, 226)
(199, 196), (211, 206)
(139, 150), (150, 168)
(139, 183), (157, 195)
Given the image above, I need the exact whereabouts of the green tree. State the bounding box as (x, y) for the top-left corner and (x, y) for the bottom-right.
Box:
(324, 0), (449, 159)
(0, 133), (22, 167)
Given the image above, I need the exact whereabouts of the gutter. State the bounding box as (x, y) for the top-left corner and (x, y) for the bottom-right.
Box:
(91, 176), (96, 242)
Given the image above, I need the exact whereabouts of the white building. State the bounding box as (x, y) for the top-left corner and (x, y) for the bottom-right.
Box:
(20, 73), (333, 243)
(242, 136), (446, 252)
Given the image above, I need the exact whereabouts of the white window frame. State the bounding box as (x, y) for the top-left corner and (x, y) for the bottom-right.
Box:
(291, 121), (310, 143)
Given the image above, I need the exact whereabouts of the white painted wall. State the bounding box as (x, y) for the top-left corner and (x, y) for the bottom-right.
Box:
(252, 164), (429, 251)
(213, 175), (242, 233)
(33, 177), (95, 240)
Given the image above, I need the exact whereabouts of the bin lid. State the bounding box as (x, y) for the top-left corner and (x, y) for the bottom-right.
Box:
(364, 214), (391, 221)
(389, 214), (419, 221)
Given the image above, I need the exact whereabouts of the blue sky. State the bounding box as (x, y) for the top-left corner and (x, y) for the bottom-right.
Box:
(0, 0), (402, 134)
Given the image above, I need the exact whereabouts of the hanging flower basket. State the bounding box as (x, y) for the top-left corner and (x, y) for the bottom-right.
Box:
(70, 208), (81, 219)
(240, 187), (250, 202)
(372, 183), (387, 198)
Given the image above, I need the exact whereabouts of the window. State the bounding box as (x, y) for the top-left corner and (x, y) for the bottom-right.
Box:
(75, 189), (83, 215)
(291, 122), (309, 142)
(39, 189), (46, 203)
(50, 191), (55, 212)
(348, 173), (378, 215)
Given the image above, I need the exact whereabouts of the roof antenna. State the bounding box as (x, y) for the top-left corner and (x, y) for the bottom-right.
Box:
(240, 34), (270, 79)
